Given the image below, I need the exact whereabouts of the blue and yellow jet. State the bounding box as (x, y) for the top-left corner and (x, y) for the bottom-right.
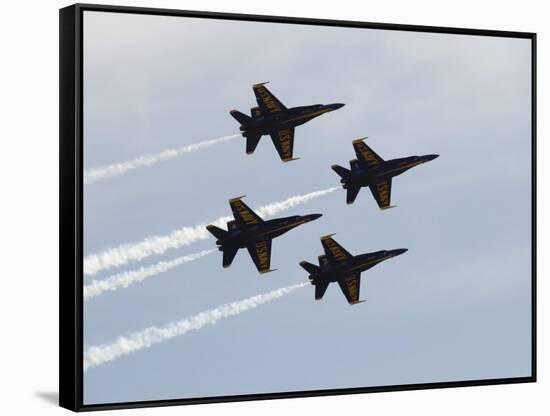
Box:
(332, 138), (439, 209)
(300, 234), (407, 305)
(230, 82), (344, 162)
(206, 196), (322, 274)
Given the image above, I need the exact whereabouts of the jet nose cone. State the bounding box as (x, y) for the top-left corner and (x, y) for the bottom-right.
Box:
(423, 154), (439, 162)
(304, 213), (323, 222)
(328, 103), (345, 111)
(392, 248), (408, 256)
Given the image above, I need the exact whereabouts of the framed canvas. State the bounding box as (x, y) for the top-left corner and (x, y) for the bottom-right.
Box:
(59, 3), (537, 411)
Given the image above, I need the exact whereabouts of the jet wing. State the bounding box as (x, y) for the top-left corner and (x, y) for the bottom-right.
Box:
(253, 82), (287, 114)
(369, 179), (392, 209)
(337, 273), (364, 304)
(247, 239), (274, 274)
(353, 138), (384, 168)
(229, 196), (264, 228)
(270, 127), (296, 162)
(320, 234), (353, 264)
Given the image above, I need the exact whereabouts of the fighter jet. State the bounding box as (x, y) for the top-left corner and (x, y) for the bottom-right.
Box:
(299, 234), (407, 305)
(206, 196), (322, 274)
(331, 138), (439, 209)
(230, 82), (345, 162)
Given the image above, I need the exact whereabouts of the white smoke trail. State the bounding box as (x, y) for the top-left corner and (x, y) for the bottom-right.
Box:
(83, 134), (240, 185)
(84, 283), (308, 370)
(255, 187), (339, 217)
(83, 187), (338, 277)
(84, 249), (215, 300)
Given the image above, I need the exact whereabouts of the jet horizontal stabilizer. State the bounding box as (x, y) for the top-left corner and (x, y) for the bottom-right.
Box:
(331, 164), (352, 179)
(350, 299), (366, 305)
(259, 268), (277, 275)
(206, 224), (228, 240)
(381, 205), (397, 210)
(282, 157), (300, 163)
(320, 233), (337, 240)
(229, 109), (252, 125)
(252, 81), (270, 87)
(245, 134), (262, 154)
(299, 260), (320, 275)
(352, 137), (368, 144)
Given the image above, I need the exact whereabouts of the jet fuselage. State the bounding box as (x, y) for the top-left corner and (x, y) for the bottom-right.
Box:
(309, 249), (408, 284)
(240, 103), (344, 137)
(341, 154), (439, 188)
(215, 214), (322, 250)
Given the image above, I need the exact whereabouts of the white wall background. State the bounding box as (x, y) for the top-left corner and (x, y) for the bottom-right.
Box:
(0, 0), (546, 414)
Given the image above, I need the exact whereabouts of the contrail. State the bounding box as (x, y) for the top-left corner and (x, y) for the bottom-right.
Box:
(83, 134), (240, 184)
(84, 249), (215, 300)
(84, 282), (308, 370)
(83, 187), (339, 277)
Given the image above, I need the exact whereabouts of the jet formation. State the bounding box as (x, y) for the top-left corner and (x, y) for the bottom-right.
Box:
(206, 196), (321, 274)
(230, 82), (344, 162)
(332, 138), (439, 209)
(202, 83), (439, 305)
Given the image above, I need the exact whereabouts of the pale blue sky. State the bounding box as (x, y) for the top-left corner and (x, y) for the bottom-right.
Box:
(82, 11), (532, 404)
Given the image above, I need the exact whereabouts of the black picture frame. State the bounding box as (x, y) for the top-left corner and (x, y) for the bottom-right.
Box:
(59, 3), (537, 412)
